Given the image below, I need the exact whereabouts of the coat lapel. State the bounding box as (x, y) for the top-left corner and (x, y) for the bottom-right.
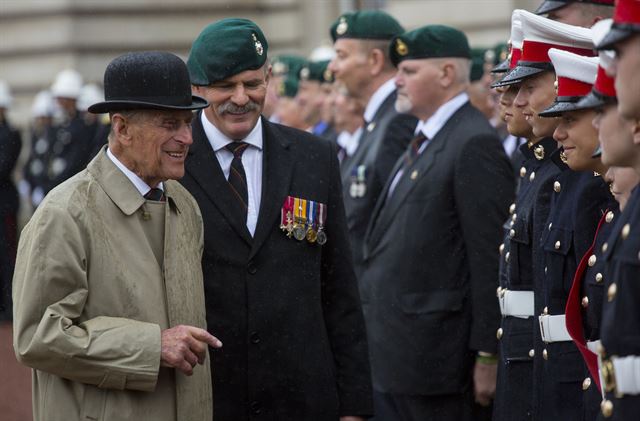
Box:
(249, 119), (294, 259)
(186, 112), (253, 245)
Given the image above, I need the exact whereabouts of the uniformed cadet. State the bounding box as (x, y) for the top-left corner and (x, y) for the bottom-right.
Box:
(0, 80), (21, 322)
(535, 0), (615, 27)
(328, 10), (417, 280)
(491, 10), (594, 420)
(296, 59), (337, 141)
(45, 70), (97, 200)
(592, 0), (640, 418)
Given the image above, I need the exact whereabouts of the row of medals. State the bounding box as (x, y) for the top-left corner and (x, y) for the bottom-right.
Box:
(282, 212), (327, 245)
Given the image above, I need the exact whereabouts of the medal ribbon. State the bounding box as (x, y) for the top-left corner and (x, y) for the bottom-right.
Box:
(307, 200), (315, 229)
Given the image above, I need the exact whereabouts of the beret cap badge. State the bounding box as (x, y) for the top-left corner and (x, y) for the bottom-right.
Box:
(336, 17), (348, 35)
(323, 68), (333, 82)
(300, 67), (310, 80)
(252, 33), (264, 56)
(396, 39), (409, 56)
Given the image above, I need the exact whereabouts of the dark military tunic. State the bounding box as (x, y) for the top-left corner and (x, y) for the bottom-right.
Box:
(599, 186), (640, 420)
(493, 137), (560, 421)
(532, 163), (611, 420)
(0, 118), (21, 320)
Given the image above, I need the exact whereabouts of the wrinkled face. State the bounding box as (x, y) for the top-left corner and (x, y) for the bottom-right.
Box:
(501, 83), (533, 138)
(121, 109), (194, 187)
(515, 71), (559, 138)
(593, 103), (636, 167)
(611, 34), (640, 120)
(296, 80), (323, 126)
(395, 59), (442, 120)
(604, 166), (640, 211)
(329, 39), (370, 98)
(193, 66), (269, 140)
(553, 109), (600, 171)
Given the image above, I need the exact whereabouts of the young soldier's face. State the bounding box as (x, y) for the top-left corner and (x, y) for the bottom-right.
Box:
(593, 103), (636, 167)
(611, 34), (640, 120)
(515, 71), (559, 138)
(500, 83), (533, 138)
(553, 109), (600, 171)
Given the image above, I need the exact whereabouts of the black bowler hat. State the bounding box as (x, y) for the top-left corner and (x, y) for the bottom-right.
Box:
(88, 51), (208, 114)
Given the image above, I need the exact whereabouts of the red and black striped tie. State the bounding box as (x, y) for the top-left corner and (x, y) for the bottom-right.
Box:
(144, 187), (166, 202)
(226, 141), (249, 222)
(406, 133), (428, 166)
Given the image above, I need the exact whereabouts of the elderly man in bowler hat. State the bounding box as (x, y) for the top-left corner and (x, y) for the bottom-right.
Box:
(183, 18), (373, 420)
(12, 51), (221, 421)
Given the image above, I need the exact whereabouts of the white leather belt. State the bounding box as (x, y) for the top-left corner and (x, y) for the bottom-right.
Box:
(611, 356), (640, 395)
(497, 289), (534, 318)
(587, 340), (605, 397)
(538, 314), (572, 343)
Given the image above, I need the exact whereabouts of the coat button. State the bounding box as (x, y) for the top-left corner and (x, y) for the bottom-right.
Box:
(543, 306), (549, 315)
(602, 243), (608, 253)
(605, 211), (614, 223)
(250, 400), (262, 415)
(529, 171), (536, 182)
(509, 229), (516, 238)
(588, 254), (597, 267)
(582, 377), (591, 390)
(601, 399), (613, 418)
(250, 331), (261, 344)
(543, 349), (548, 360)
(520, 167), (527, 178)
(622, 223), (630, 240)
(505, 252), (510, 263)
(581, 296), (589, 308)
(555, 240), (561, 250)
(509, 203), (516, 214)
(607, 283), (617, 302)
(529, 349), (535, 358)
(595, 273), (603, 283)
(548, 222), (553, 231)
(496, 328), (503, 340)
(499, 243), (505, 255)
(247, 261), (257, 274)
(511, 213), (517, 222)
(554, 181), (561, 192)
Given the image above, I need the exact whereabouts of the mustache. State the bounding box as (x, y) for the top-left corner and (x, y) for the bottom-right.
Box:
(217, 100), (260, 115)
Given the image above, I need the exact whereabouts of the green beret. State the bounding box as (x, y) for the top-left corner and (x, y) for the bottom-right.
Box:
(299, 60), (334, 83)
(330, 10), (404, 42)
(272, 54), (306, 78)
(188, 18), (268, 85)
(470, 48), (487, 82)
(390, 25), (471, 66)
(278, 76), (299, 98)
(491, 42), (509, 65)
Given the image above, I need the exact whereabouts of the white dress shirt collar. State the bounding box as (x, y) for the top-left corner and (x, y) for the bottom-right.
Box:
(414, 92), (469, 140)
(363, 78), (397, 123)
(336, 127), (363, 157)
(106, 147), (163, 197)
(201, 112), (263, 153)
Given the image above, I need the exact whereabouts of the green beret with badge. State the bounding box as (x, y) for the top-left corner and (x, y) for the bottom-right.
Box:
(299, 60), (334, 83)
(470, 48), (488, 82)
(188, 18), (268, 85)
(390, 24), (471, 67)
(272, 54), (307, 78)
(330, 10), (404, 42)
(277, 76), (299, 98)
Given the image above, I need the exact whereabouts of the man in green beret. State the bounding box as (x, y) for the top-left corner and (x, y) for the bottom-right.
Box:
(328, 10), (417, 283)
(295, 59), (337, 141)
(359, 24), (514, 420)
(184, 17), (373, 421)
(264, 54), (306, 121)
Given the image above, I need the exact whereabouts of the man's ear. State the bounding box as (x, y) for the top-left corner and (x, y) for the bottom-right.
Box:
(440, 62), (456, 88)
(368, 48), (386, 77)
(111, 113), (134, 147)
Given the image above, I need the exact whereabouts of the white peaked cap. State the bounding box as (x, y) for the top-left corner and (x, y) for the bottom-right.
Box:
(77, 83), (104, 112)
(519, 10), (594, 50)
(31, 90), (55, 118)
(591, 19), (616, 70)
(548, 48), (599, 85)
(51, 69), (83, 99)
(511, 10), (525, 49)
(0, 80), (12, 108)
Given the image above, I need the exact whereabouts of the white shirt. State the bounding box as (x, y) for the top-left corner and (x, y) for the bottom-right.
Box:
(201, 111), (263, 236)
(336, 127), (363, 158)
(363, 78), (397, 123)
(388, 92), (469, 196)
(107, 148), (164, 197)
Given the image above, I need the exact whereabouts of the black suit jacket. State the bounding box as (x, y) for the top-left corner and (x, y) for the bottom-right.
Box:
(180, 114), (373, 420)
(340, 90), (417, 278)
(360, 102), (515, 395)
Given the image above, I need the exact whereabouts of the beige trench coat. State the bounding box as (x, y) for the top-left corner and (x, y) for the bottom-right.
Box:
(12, 150), (212, 421)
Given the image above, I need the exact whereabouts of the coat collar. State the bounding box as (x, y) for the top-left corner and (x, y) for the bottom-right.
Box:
(88, 146), (181, 216)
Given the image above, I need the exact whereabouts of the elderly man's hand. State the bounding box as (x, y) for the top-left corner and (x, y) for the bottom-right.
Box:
(161, 325), (222, 376)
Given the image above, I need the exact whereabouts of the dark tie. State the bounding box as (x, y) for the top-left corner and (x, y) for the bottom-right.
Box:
(144, 187), (166, 202)
(225, 141), (250, 222)
(406, 133), (428, 166)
